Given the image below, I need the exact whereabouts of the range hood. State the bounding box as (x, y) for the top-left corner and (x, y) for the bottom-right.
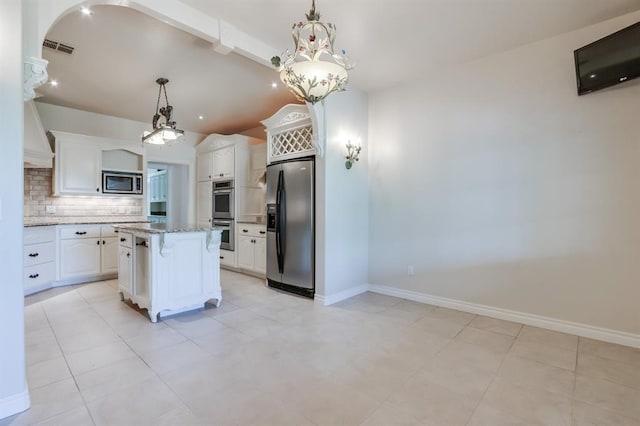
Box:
(24, 100), (53, 168)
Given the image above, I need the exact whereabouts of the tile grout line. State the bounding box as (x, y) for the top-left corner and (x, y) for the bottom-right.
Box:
(39, 293), (98, 426)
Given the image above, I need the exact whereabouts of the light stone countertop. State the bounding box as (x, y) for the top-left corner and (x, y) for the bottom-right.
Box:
(112, 222), (223, 234)
(24, 216), (148, 227)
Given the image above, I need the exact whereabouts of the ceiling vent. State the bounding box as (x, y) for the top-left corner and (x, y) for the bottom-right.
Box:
(42, 38), (75, 55)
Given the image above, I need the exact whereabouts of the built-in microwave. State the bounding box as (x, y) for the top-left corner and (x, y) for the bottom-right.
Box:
(102, 171), (143, 195)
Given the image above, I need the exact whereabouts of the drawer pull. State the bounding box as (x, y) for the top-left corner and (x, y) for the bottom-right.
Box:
(120, 237), (127, 242)
(75, 231), (87, 235)
(220, 256), (224, 259)
(28, 273), (39, 279)
(243, 229), (249, 233)
(114, 230), (119, 233)
(28, 253), (39, 257)
(259, 231), (266, 234)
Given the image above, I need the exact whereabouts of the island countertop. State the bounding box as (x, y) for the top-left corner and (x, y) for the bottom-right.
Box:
(112, 222), (222, 234)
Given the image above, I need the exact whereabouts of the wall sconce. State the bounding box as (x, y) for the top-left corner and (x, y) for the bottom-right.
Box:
(345, 141), (362, 169)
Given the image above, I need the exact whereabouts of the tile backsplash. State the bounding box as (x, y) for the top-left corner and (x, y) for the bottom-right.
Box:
(24, 168), (143, 217)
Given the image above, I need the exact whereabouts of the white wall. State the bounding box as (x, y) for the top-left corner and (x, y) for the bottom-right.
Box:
(0, 0), (30, 419)
(35, 103), (204, 223)
(368, 11), (640, 337)
(315, 89), (369, 301)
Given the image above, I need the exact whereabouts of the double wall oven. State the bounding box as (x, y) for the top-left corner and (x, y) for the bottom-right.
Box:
(212, 180), (234, 251)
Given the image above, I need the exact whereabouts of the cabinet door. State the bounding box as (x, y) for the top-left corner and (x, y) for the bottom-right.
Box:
(197, 151), (214, 182)
(213, 146), (234, 179)
(237, 235), (255, 270)
(60, 238), (101, 279)
(254, 237), (266, 274)
(196, 181), (212, 226)
(101, 236), (118, 274)
(118, 245), (133, 294)
(159, 173), (167, 201)
(57, 140), (101, 195)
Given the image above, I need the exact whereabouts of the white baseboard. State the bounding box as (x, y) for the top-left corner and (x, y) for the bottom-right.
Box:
(315, 284), (369, 306)
(368, 284), (640, 349)
(0, 388), (30, 420)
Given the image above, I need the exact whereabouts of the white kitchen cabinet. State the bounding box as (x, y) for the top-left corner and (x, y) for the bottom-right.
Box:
(117, 234), (133, 296)
(55, 138), (101, 195)
(51, 131), (146, 197)
(101, 237), (119, 274)
(60, 237), (101, 279)
(219, 248), (236, 268)
(197, 151), (215, 182)
(213, 146), (234, 179)
(114, 225), (222, 322)
(59, 224), (120, 282)
(148, 171), (168, 202)
(196, 181), (213, 227)
(236, 223), (266, 275)
(23, 226), (57, 295)
(253, 236), (266, 274)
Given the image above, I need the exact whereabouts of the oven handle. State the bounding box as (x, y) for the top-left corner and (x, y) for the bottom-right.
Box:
(212, 189), (233, 194)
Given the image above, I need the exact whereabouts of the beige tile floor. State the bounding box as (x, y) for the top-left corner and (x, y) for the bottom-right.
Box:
(3, 270), (640, 425)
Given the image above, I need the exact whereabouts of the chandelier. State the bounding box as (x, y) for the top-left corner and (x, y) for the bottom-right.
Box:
(271, 0), (354, 104)
(142, 78), (184, 145)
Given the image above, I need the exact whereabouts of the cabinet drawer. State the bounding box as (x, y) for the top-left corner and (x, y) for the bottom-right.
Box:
(118, 232), (133, 248)
(24, 262), (55, 291)
(100, 224), (119, 238)
(24, 241), (56, 267)
(24, 226), (56, 245)
(237, 224), (267, 237)
(59, 225), (101, 239)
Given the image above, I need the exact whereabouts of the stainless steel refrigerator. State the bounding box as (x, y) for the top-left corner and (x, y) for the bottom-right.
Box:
(266, 157), (314, 298)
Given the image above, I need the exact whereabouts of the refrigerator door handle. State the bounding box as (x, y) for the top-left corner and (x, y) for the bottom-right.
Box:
(276, 170), (285, 273)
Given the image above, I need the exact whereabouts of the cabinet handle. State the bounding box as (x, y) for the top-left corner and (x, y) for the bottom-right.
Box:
(220, 256), (224, 259)
(96, 187), (100, 192)
(126, 252), (131, 258)
(114, 230), (119, 233)
(120, 237), (127, 242)
(209, 175), (211, 179)
(28, 253), (39, 257)
(96, 240), (100, 245)
(243, 229), (249, 233)
(102, 240), (106, 245)
(259, 231), (265, 235)
(75, 231), (87, 235)
(29, 274), (39, 279)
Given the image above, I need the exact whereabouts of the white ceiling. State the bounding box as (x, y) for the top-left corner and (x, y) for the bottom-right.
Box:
(36, 0), (640, 136)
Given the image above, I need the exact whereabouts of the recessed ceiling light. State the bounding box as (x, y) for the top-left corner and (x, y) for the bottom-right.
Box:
(50, 80), (58, 87)
(198, 115), (204, 120)
(271, 82), (278, 88)
(80, 6), (92, 15)
(590, 74), (597, 78)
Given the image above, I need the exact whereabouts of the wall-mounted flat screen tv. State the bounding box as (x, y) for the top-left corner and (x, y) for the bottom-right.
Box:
(574, 21), (640, 95)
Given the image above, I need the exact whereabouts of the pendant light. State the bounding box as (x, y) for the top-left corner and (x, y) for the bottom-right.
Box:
(142, 78), (184, 145)
(271, 0), (354, 104)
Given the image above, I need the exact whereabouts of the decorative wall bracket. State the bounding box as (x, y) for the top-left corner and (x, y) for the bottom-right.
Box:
(23, 56), (49, 101)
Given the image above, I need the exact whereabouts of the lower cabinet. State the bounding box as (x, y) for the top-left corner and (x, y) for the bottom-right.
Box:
(23, 226), (57, 295)
(219, 248), (236, 268)
(117, 235), (133, 295)
(58, 224), (121, 281)
(236, 224), (266, 275)
(59, 237), (101, 279)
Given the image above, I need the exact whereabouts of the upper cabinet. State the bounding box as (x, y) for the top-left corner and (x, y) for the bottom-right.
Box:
(197, 151), (214, 182)
(51, 131), (145, 196)
(213, 146), (234, 180)
(55, 139), (101, 195)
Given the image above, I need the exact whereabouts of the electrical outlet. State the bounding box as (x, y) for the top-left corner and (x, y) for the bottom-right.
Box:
(407, 265), (415, 276)
(45, 205), (56, 214)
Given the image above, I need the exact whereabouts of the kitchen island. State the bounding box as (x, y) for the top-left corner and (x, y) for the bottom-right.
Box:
(112, 222), (222, 322)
